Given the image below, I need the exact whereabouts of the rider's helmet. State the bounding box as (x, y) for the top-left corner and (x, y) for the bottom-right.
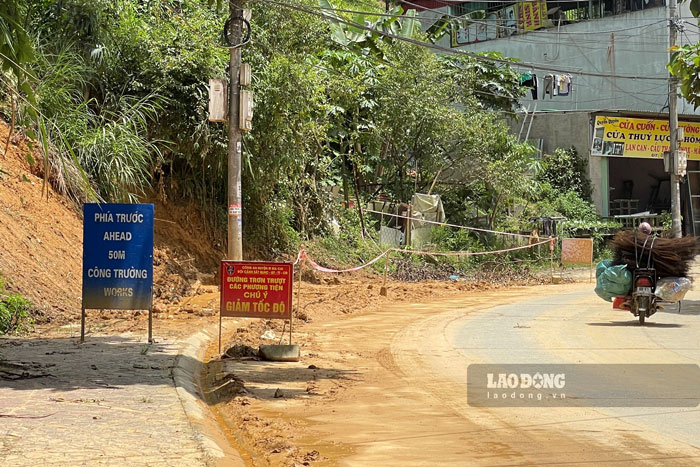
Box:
(639, 222), (652, 235)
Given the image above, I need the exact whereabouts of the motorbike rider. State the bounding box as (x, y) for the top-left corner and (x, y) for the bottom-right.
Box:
(638, 221), (652, 236)
(616, 222), (654, 310)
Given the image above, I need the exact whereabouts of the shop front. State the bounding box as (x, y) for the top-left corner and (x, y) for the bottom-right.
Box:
(591, 114), (700, 233)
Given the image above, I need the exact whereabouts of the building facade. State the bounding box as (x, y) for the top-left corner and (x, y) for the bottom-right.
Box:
(404, 0), (700, 230)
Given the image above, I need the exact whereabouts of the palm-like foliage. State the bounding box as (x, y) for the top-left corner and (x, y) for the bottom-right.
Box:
(0, 0), (33, 82)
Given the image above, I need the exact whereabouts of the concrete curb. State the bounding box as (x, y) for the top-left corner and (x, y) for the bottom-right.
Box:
(173, 324), (245, 466)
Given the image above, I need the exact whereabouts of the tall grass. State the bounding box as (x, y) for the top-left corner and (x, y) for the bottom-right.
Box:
(23, 45), (163, 203)
(74, 94), (163, 202)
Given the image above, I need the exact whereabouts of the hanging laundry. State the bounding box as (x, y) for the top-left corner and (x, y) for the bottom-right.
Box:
(558, 74), (572, 96)
(520, 73), (538, 100)
(543, 74), (556, 98)
(542, 218), (557, 237)
(543, 74), (572, 98)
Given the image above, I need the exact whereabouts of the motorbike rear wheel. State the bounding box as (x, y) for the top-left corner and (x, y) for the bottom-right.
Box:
(639, 312), (646, 325)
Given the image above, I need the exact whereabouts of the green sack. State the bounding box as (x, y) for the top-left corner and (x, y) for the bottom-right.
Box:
(596, 259), (613, 278)
(594, 260), (631, 302)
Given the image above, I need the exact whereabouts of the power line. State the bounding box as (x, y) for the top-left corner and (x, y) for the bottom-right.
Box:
(405, 0), (670, 5)
(263, 0), (668, 81)
(464, 23), (670, 53)
(309, 61), (524, 118)
(402, 0), (666, 10)
(439, 7), (677, 105)
(265, 1), (672, 49)
(400, 0), (669, 36)
(250, 2), (533, 115)
(269, 8), (681, 138)
(263, 1), (680, 115)
(252, 1), (674, 107)
(402, 2), (676, 105)
(308, 0), (675, 24)
(565, 38), (673, 106)
(448, 25), (669, 47)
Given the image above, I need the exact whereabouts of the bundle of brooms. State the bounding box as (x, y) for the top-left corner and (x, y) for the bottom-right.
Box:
(612, 230), (700, 277)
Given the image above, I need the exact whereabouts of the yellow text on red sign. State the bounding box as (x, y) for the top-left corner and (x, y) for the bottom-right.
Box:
(220, 261), (293, 319)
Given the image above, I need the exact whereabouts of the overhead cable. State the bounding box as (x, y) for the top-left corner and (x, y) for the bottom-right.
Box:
(262, 0), (668, 81)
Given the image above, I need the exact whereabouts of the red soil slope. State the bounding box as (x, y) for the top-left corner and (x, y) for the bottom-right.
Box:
(0, 122), (225, 327)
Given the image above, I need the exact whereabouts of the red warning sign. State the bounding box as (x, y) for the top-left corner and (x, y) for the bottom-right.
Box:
(220, 261), (293, 319)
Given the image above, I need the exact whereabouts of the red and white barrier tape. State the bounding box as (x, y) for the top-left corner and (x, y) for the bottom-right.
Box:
(292, 249), (304, 266)
(364, 209), (535, 239)
(391, 238), (553, 257)
(298, 247), (391, 274)
(298, 237), (556, 274)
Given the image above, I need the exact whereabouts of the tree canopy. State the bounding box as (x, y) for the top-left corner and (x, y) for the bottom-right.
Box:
(1, 0), (539, 255)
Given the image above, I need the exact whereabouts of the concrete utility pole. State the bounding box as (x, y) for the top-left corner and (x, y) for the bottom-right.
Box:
(228, 0), (244, 259)
(669, 0), (682, 238)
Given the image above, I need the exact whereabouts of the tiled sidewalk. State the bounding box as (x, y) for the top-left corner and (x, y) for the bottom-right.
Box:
(0, 334), (209, 466)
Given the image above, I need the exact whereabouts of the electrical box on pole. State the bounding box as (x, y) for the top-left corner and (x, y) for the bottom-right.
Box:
(208, 79), (228, 122)
(666, 150), (688, 176)
(240, 63), (251, 86)
(240, 90), (253, 131)
(678, 150), (688, 177)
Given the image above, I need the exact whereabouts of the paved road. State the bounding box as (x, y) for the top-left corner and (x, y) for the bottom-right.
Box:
(390, 281), (700, 464)
(450, 285), (700, 446)
(275, 280), (700, 465)
(0, 334), (208, 466)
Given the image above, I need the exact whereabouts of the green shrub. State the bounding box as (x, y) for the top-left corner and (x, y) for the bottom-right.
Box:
(0, 292), (33, 335)
(538, 147), (592, 201)
(432, 225), (483, 252)
(306, 209), (385, 271)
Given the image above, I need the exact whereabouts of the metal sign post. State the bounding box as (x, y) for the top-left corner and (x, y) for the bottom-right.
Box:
(292, 261), (302, 346)
(80, 306), (86, 343)
(219, 304), (223, 355)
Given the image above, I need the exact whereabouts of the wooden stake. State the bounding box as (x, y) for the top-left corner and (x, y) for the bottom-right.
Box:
(549, 237), (554, 282)
(293, 259), (303, 346)
(406, 205), (413, 247)
(380, 252), (389, 296)
(352, 163), (366, 238)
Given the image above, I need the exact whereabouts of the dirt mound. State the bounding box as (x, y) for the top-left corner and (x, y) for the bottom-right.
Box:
(0, 121), (225, 329)
(151, 199), (225, 304)
(0, 124), (83, 324)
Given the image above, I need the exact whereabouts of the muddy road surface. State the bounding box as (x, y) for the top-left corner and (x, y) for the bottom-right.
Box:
(208, 281), (700, 466)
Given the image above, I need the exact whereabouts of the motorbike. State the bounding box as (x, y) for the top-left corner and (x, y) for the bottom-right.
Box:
(630, 232), (658, 325)
(630, 267), (657, 325)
